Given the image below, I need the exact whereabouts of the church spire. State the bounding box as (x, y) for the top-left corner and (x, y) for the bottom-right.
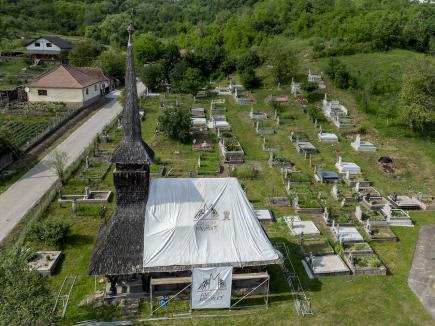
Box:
(111, 23), (154, 165)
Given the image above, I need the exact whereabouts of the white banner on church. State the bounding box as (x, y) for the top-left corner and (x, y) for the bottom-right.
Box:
(191, 266), (233, 309)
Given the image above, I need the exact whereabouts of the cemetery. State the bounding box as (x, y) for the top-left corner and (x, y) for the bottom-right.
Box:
(314, 165), (339, 183)
(268, 152), (294, 170)
(58, 187), (112, 204)
(290, 78), (302, 96)
(330, 183), (356, 205)
(192, 131), (214, 151)
(363, 220), (398, 241)
(343, 172), (372, 188)
(414, 194), (435, 210)
(307, 69), (326, 89)
(387, 194), (422, 210)
(285, 216), (320, 236)
(303, 254), (350, 277)
(255, 120), (275, 135)
(218, 132), (245, 163)
(291, 191), (323, 213)
(28, 251), (63, 276)
(300, 238), (335, 256)
(265, 95), (288, 105)
(255, 209), (274, 222)
(321, 95), (355, 129)
(361, 194), (390, 211)
(330, 224), (364, 243)
(234, 89), (256, 105)
(351, 134), (376, 152)
(79, 155), (113, 182)
(249, 107), (268, 120)
(196, 152), (221, 175)
(190, 107), (205, 117)
(342, 242), (373, 255)
(208, 114), (231, 131)
(318, 131), (338, 143)
(343, 252), (386, 276)
(335, 157), (361, 175)
(380, 204), (414, 227)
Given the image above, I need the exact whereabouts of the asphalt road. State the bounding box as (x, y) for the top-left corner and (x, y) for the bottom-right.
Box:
(0, 83), (144, 243)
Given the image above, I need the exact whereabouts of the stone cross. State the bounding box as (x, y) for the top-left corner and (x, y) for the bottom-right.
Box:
(72, 199), (77, 216)
(84, 186), (90, 199)
(355, 134), (361, 146)
(323, 207), (329, 222)
(355, 205), (362, 221)
(332, 184), (338, 198)
(293, 193), (299, 208)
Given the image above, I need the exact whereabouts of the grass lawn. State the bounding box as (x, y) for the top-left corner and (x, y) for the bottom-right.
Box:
(3, 49), (435, 325)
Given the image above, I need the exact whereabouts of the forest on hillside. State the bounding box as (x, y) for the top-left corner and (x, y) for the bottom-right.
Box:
(0, 0), (434, 136)
(1, 0), (434, 55)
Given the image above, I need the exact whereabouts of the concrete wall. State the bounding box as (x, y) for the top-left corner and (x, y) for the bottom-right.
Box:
(26, 38), (61, 54)
(82, 82), (102, 102)
(28, 87), (84, 103)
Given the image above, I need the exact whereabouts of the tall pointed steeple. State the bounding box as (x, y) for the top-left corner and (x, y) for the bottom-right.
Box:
(111, 23), (154, 165)
(111, 23), (154, 206)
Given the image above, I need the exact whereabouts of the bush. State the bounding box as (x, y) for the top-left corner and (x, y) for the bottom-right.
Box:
(158, 108), (191, 143)
(27, 220), (69, 246)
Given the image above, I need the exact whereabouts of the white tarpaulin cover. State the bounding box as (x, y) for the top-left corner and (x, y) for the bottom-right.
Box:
(191, 266), (233, 309)
(143, 178), (281, 271)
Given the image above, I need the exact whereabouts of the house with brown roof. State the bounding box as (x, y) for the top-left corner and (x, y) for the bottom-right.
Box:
(26, 65), (111, 108)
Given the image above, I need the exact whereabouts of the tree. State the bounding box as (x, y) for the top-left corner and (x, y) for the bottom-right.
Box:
(270, 50), (299, 84)
(237, 50), (261, 73)
(69, 41), (102, 67)
(0, 247), (51, 325)
(98, 48), (126, 81)
(48, 150), (68, 185)
(158, 108), (191, 143)
(240, 68), (259, 89)
(134, 33), (162, 66)
(399, 59), (435, 134)
(178, 68), (205, 98)
(140, 63), (165, 92)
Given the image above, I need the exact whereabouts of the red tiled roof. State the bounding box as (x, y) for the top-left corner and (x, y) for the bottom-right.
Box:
(28, 65), (107, 89)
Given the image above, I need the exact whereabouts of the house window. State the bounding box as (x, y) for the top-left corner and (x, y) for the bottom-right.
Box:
(46, 42), (52, 47)
(94, 85), (97, 91)
(38, 89), (47, 96)
(34, 42), (40, 47)
(86, 88), (89, 95)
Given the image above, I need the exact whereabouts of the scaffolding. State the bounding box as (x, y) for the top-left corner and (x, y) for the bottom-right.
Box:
(50, 275), (77, 322)
(149, 272), (270, 317)
(276, 242), (312, 316)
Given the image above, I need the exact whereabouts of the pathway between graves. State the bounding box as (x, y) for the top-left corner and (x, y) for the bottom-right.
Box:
(0, 82), (145, 244)
(408, 224), (435, 319)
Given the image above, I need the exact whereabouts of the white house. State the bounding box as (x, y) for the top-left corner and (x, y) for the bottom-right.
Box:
(25, 36), (72, 63)
(26, 65), (110, 108)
